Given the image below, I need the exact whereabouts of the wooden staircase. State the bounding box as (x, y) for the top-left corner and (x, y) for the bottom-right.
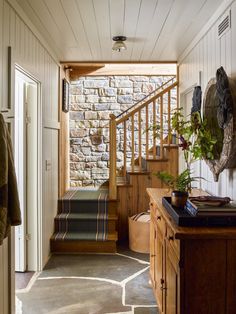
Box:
(108, 76), (179, 240)
(51, 76), (178, 253)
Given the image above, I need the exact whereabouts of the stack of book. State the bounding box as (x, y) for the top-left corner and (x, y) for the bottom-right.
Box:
(185, 196), (236, 216)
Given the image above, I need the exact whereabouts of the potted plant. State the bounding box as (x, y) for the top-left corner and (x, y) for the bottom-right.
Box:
(155, 107), (216, 208)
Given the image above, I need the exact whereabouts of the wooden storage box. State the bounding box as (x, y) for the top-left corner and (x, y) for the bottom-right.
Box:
(128, 214), (150, 253)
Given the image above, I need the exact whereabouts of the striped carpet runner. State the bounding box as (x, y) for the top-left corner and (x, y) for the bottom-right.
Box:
(53, 188), (109, 241)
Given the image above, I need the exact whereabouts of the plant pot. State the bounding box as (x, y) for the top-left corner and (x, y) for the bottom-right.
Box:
(171, 190), (188, 208)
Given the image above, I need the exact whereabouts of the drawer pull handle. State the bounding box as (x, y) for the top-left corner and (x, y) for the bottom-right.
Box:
(168, 236), (174, 241)
(157, 216), (161, 220)
(160, 278), (164, 284)
(150, 203), (153, 206)
(160, 286), (167, 291)
(151, 254), (156, 257)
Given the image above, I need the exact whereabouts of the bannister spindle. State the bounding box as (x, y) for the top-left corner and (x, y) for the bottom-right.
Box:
(168, 90), (171, 145)
(109, 114), (117, 199)
(153, 101), (156, 159)
(146, 104), (149, 159)
(138, 110), (142, 170)
(160, 95), (163, 158)
(123, 120), (127, 176)
(131, 115), (135, 172)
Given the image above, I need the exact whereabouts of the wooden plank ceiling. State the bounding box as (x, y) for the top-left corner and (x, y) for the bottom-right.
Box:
(15, 0), (222, 62)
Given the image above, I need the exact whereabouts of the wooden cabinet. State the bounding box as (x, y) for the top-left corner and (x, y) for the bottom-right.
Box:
(165, 241), (179, 314)
(148, 188), (236, 314)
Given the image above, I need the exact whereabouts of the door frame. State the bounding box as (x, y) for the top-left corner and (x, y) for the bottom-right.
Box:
(14, 65), (43, 272)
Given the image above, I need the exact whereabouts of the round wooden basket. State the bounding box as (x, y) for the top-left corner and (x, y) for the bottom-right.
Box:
(203, 77), (236, 181)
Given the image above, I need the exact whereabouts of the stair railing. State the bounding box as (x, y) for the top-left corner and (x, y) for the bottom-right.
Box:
(109, 77), (178, 199)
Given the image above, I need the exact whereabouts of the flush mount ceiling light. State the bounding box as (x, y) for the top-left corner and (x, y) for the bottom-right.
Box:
(112, 36), (127, 52)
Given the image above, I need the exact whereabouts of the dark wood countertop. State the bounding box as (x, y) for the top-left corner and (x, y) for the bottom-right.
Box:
(147, 188), (236, 239)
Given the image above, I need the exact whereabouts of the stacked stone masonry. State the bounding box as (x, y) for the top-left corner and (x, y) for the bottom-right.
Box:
(69, 75), (176, 187)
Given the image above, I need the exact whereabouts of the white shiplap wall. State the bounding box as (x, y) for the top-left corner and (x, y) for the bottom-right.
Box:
(179, 0), (236, 200)
(0, 0), (59, 313)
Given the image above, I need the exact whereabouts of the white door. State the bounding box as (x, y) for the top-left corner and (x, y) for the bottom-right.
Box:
(14, 70), (38, 272)
(15, 76), (27, 272)
(26, 83), (38, 271)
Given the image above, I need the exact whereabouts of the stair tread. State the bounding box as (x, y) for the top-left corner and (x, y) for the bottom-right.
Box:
(55, 213), (117, 220)
(58, 188), (109, 202)
(51, 231), (118, 241)
(116, 176), (132, 187)
(126, 166), (149, 174)
(144, 156), (168, 162)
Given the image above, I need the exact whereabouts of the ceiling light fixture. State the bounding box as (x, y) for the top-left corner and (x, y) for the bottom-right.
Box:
(112, 36), (127, 52)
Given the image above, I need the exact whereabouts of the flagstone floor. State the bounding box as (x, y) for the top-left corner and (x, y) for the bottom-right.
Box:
(16, 245), (158, 314)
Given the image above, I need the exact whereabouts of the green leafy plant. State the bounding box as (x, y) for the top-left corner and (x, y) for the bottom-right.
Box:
(155, 169), (198, 192)
(155, 108), (216, 192)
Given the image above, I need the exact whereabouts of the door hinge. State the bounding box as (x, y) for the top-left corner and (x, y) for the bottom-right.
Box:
(26, 233), (31, 241)
(26, 115), (31, 124)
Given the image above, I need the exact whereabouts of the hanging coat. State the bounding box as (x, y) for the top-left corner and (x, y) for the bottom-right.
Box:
(0, 113), (21, 245)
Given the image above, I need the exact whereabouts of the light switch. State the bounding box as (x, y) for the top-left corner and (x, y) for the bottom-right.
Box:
(46, 159), (52, 171)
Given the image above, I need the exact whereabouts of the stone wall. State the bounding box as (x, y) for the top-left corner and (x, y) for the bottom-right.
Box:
(69, 75), (175, 187)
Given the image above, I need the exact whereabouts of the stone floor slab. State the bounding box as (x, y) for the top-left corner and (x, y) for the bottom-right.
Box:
(39, 254), (146, 282)
(125, 269), (156, 305)
(18, 278), (131, 314)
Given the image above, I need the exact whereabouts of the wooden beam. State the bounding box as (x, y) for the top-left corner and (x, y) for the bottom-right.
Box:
(63, 63), (177, 79)
(59, 66), (70, 197)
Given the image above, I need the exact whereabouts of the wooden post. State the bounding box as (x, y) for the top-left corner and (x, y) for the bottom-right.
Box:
(123, 120), (127, 176)
(146, 104), (149, 159)
(160, 95), (163, 158)
(177, 65), (179, 109)
(109, 114), (117, 200)
(138, 110), (142, 170)
(153, 101), (156, 159)
(131, 115), (135, 172)
(168, 90), (171, 145)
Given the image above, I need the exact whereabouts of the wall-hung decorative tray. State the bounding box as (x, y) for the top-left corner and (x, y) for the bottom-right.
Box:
(162, 197), (236, 227)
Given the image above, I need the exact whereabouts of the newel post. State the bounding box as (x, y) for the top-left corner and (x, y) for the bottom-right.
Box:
(109, 114), (117, 200)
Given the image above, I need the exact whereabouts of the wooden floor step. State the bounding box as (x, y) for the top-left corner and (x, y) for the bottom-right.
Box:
(116, 176), (132, 187)
(144, 155), (168, 162)
(50, 231), (118, 253)
(51, 239), (117, 253)
(126, 165), (150, 175)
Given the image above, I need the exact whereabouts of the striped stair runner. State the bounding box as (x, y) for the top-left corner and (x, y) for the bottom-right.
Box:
(51, 188), (118, 253)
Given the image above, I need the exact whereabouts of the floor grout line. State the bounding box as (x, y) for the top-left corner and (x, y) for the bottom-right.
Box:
(120, 266), (150, 286)
(115, 252), (150, 265)
(38, 276), (121, 286)
(16, 271), (41, 294)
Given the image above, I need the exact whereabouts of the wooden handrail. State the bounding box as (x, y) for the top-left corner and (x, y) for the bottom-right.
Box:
(115, 76), (176, 120)
(116, 81), (178, 125)
(109, 114), (117, 200)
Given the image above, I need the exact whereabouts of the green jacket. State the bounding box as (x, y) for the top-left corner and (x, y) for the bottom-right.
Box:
(0, 114), (21, 245)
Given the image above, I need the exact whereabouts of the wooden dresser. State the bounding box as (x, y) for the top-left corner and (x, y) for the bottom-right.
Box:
(147, 188), (236, 314)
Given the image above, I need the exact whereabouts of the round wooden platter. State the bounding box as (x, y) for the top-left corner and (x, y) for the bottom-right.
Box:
(203, 77), (236, 181)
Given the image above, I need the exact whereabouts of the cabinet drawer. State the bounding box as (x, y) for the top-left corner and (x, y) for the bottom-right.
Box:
(166, 226), (180, 259)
